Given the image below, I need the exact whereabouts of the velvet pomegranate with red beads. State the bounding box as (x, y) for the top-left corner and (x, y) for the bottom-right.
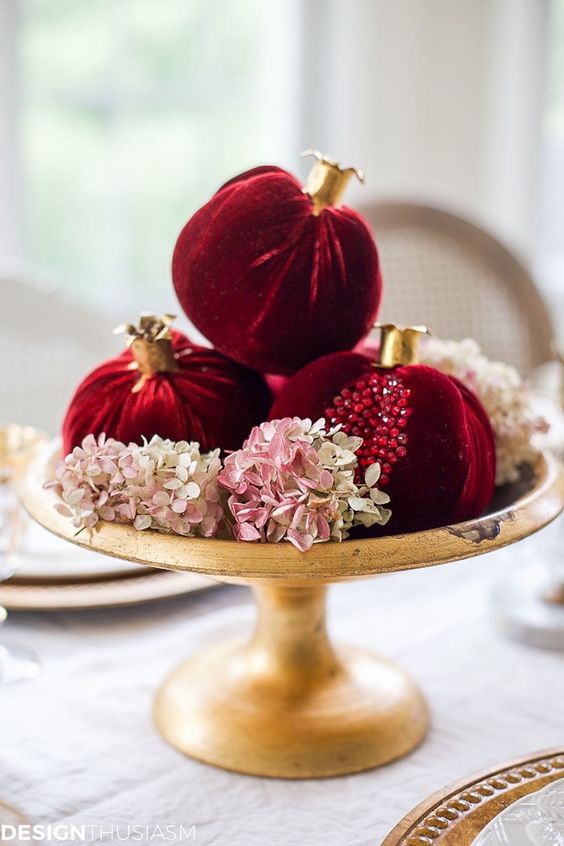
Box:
(172, 151), (382, 375)
(62, 315), (272, 455)
(270, 325), (496, 534)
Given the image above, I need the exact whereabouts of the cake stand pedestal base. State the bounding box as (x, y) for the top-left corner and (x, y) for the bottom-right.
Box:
(154, 584), (429, 778)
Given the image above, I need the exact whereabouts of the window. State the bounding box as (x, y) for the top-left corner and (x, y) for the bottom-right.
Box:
(539, 0), (564, 325)
(18, 0), (298, 312)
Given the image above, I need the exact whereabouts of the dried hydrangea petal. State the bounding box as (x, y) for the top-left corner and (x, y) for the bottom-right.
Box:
(218, 417), (391, 551)
(47, 434), (224, 539)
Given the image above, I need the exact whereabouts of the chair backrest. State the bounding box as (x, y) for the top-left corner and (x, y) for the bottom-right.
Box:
(0, 274), (118, 435)
(360, 202), (553, 374)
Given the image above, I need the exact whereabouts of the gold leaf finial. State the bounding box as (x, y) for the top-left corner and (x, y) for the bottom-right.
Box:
(114, 313), (176, 345)
(373, 323), (431, 368)
(114, 314), (179, 391)
(301, 150), (364, 216)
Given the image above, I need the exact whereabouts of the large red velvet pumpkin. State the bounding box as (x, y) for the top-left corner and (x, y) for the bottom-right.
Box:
(62, 315), (272, 454)
(270, 325), (496, 534)
(172, 151), (382, 375)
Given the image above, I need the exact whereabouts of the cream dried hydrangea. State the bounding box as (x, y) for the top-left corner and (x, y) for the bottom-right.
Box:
(218, 417), (392, 551)
(47, 433), (224, 537)
(421, 337), (548, 484)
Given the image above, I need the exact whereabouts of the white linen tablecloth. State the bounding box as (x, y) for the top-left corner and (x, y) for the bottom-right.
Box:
(1, 521), (563, 846)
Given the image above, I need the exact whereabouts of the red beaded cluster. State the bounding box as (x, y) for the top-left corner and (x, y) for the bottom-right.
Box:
(324, 370), (413, 486)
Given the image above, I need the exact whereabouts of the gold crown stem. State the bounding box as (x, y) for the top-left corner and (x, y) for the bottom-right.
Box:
(374, 324), (430, 368)
(301, 150), (364, 216)
(114, 313), (179, 392)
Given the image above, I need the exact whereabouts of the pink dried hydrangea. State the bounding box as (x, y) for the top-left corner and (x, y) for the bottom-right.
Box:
(218, 417), (391, 551)
(47, 433), (224, 537)
(421, 337), (549, 484)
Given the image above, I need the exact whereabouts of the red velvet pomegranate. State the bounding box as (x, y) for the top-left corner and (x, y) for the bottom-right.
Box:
(270, 324), (496, 534)
(62, 315), (272, 454)
(172, 151), (382, 375)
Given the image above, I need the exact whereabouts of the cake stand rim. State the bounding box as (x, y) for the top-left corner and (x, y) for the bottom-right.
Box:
(19, 442), (563, 584)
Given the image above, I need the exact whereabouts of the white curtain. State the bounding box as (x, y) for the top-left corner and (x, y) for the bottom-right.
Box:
(297, 0), (548, 262)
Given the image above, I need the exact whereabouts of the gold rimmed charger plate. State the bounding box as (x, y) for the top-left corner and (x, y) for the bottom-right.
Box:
(0, 569), (217, 611)
(382, 748), (564, 846)
(9, 525), (154, 582)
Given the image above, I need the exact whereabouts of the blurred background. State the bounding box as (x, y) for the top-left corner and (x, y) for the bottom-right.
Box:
(0, 0), (563, 431)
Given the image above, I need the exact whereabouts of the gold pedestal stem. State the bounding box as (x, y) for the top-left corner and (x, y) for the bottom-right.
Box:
(249, 585), (339, 686)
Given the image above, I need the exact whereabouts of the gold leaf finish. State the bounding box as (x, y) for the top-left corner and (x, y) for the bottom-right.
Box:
(154, 584), (429, 777)
(20, 444), (564, 778)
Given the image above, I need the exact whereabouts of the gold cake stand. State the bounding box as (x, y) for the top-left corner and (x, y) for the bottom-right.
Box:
(21, 445), (564, 779)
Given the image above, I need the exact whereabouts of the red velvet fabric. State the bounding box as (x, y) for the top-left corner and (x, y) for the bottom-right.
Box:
(270, 353), (496, 534)
(62, 331), (272, 454)
(265, 373), (289, 397)
(172, 166), (382, 375)
(270, 351), (372, 419)
(448, 376), (497, 523)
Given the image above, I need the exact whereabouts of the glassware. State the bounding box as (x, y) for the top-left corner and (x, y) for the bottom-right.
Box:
(493, 341), (564, 648)
(493, 516), (564, 648)
(0, 425), (46, 683)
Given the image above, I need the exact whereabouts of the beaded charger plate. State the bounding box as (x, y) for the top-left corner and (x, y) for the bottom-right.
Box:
(382, 749), (564, 846)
